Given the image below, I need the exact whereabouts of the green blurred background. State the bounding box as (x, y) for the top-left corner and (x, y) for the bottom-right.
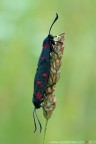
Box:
(0, 0), (96, 143)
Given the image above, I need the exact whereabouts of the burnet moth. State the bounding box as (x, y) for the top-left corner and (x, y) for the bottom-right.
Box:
(32, 13), (58, 132)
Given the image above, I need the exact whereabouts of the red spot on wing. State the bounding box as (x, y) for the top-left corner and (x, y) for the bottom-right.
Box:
(37, 80), (41, 85)
(41, 56), (45, 60)
(35, 92), (42, 100)
(42, 73), (47, 77)
(45, 56), (48, 58)
(41, 56), (48, 60)
(43, 44), (50, 49)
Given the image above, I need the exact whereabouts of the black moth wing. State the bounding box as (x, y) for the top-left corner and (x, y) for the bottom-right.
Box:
(33, 62), (50, 99)
(37, 37), (51, 67)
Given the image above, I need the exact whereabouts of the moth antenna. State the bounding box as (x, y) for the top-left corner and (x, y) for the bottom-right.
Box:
(49, 13), (58, 35)
(33, 107), (37, 133)
(34, 108), (42, 133)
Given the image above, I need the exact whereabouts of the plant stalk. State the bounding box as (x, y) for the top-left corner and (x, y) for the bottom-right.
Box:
(43, 119), (48, 144)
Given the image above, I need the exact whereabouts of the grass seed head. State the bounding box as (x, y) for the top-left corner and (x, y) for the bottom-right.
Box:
(43, 33), (65, 119)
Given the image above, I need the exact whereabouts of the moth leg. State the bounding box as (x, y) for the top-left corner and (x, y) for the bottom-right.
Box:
(44, 92), (52, 96)
(52, 49), (58, 55)
(46, 82), (56, 89)
(54, 41), (63, 45)
(40, 105), (47, 115)
(44, 82), (56, 96)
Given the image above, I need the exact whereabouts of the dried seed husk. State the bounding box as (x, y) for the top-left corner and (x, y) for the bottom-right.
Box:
(43, 94), (56, 119)
(43, 33), (65, 119)
(55, 70), (60, 82)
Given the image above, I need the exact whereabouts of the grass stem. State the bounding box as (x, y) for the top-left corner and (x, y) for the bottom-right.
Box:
(43, 119), (48, 144)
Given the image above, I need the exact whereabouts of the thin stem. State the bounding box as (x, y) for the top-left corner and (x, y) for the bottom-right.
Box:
(43, 119), (48, 144)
